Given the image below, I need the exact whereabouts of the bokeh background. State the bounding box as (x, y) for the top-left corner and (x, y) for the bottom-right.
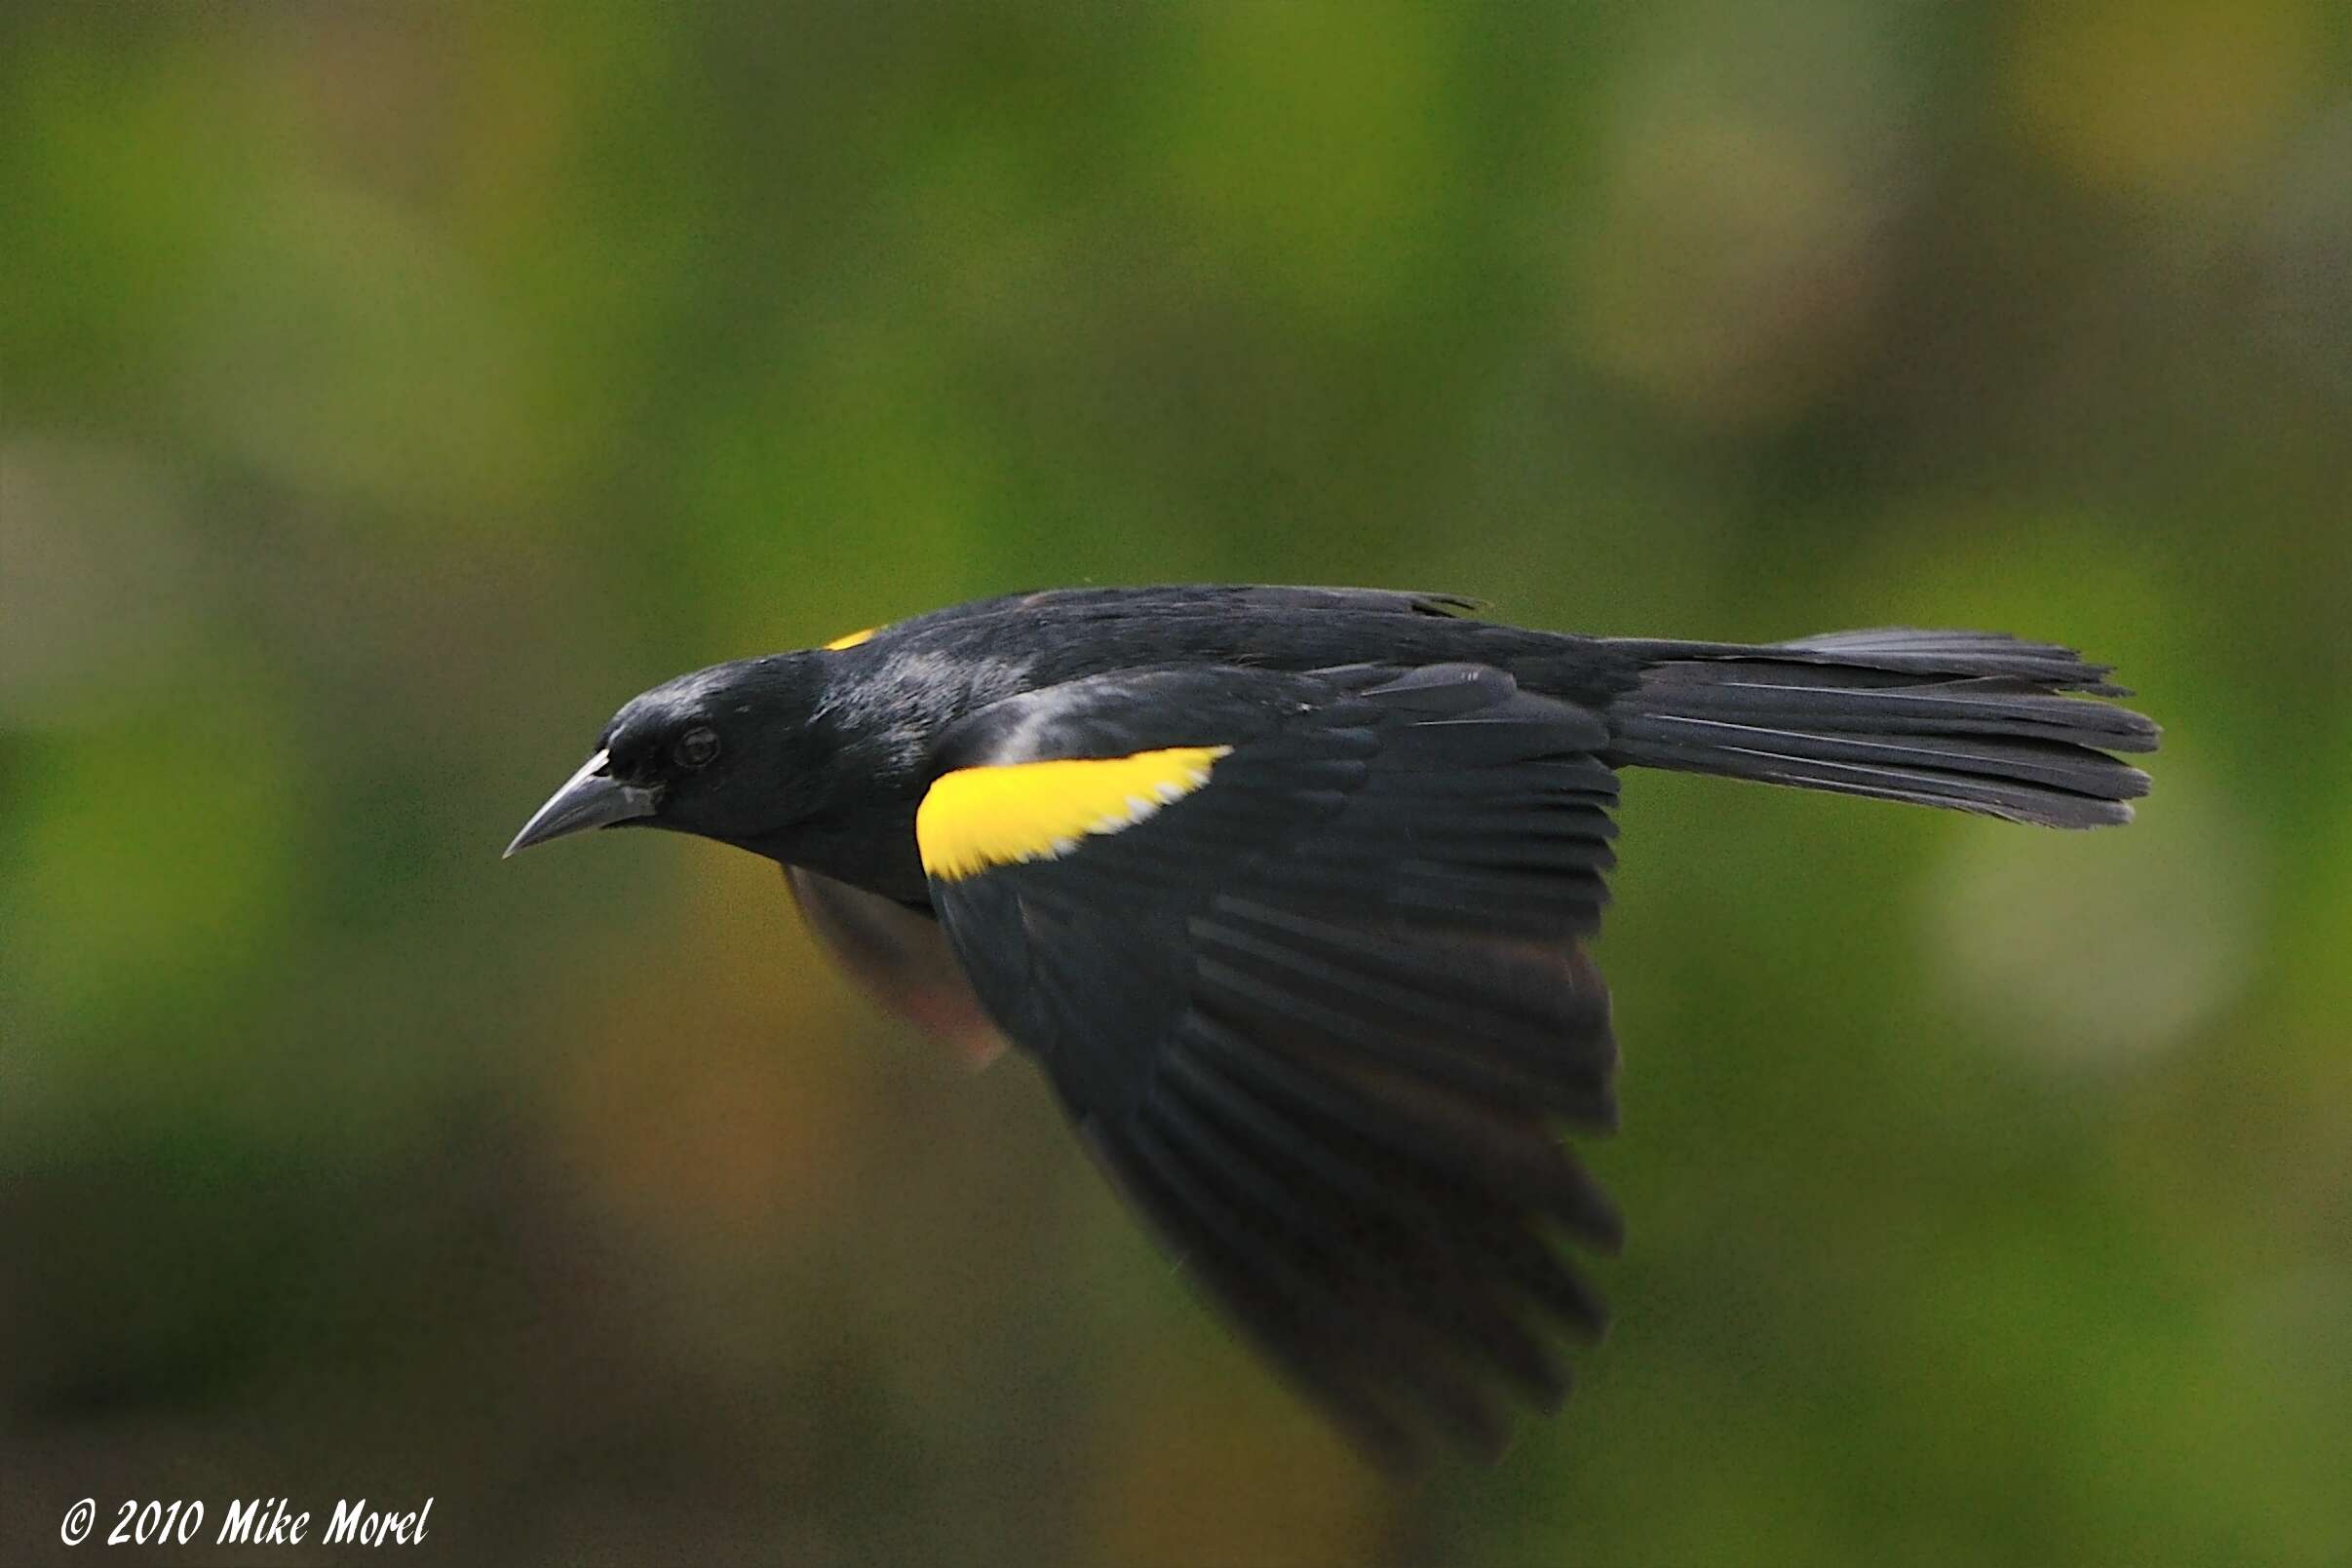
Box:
(4, 4), (2348, 1564)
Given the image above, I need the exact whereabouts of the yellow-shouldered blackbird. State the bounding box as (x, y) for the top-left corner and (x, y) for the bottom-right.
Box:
(508, 585), (2157, 1468)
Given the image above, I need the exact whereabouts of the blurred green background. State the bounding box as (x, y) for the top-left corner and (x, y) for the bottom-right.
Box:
(3, 4), (2348, 1564)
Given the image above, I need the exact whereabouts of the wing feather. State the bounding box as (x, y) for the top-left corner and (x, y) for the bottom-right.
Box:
(919, 662), (1626, 1467)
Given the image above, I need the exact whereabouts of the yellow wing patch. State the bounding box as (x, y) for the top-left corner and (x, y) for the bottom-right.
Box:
(917, 746), (1233, 883)
(824, 626), (879, 651)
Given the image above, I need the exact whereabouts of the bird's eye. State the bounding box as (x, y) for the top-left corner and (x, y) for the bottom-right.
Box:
(674, 727), (720, 769)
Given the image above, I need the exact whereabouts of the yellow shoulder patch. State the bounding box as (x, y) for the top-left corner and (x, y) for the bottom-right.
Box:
(824, 626), (878, 651)
(917, 746), (1233, 883)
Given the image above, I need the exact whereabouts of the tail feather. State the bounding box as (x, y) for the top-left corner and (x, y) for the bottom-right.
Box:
(1602, 630), (2158, 829)
(1774, 627), (2134, 694)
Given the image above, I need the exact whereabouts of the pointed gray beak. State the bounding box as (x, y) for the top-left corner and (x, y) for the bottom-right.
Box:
(504, 749), (657, 858)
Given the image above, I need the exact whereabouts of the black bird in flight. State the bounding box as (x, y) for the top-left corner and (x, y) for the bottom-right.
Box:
(508, 585), (2157, 1469)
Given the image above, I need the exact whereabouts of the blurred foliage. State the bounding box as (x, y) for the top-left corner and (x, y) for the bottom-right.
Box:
(3, 4), (2349, 1565)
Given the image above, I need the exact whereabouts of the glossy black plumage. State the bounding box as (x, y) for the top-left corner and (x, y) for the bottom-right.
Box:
(509, 584), (2159, 1470)
(916, 664), (1627, 1465)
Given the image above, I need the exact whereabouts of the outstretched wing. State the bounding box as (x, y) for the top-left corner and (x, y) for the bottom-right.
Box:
(914, 662), (1625, 1469)
(785, 868), (1008, 1067)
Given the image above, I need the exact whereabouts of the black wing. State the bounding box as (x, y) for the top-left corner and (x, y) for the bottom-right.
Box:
(829, 584), (1484, 658)
(785, 868), (1008, 1067)
(913, 662), (1624, 1469)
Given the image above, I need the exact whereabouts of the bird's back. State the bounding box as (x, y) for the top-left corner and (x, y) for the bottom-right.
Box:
(827, 584), (1639, 729)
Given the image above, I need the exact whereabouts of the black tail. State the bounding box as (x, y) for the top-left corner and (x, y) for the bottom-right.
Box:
(1600, 628), (2159, 828)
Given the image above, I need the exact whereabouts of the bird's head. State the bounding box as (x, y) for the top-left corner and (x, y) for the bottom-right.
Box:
(505, 653), (832, 860)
